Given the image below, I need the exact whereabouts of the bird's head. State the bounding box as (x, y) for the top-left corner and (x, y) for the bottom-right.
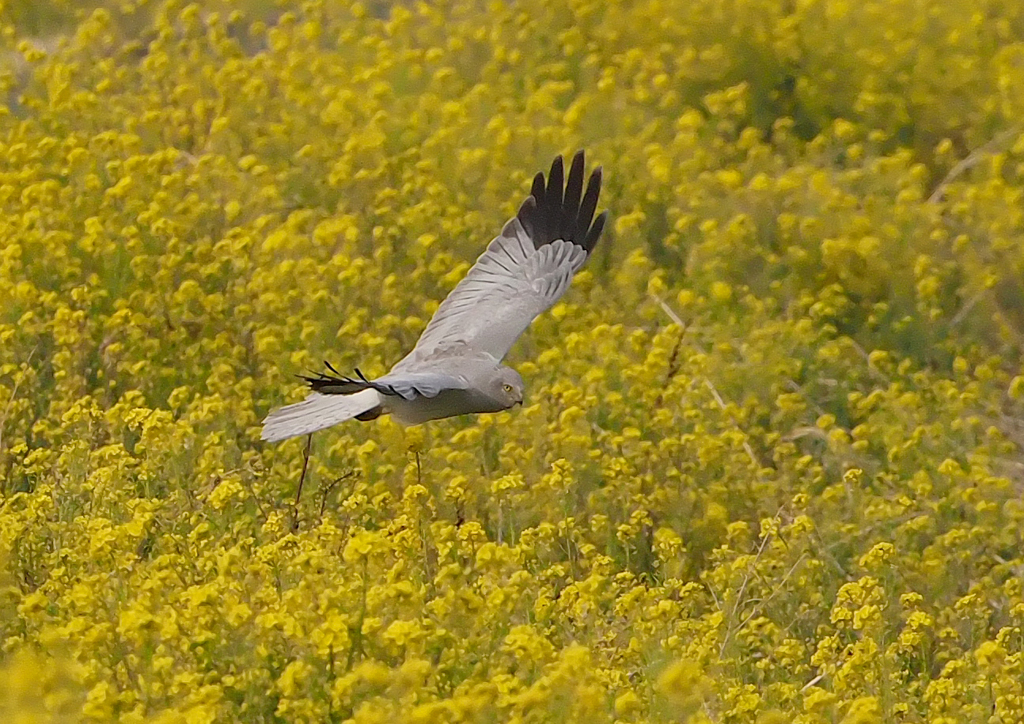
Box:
(493, 366), (524, 409)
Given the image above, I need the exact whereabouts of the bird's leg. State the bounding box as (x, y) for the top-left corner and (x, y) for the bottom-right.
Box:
(291, 433), (313, 532)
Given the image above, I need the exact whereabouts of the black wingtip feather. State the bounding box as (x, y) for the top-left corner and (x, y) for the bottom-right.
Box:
(575, 165), (602, 251)
(546, 155), (564, 217)
(530, 172), (546, 204)
(516, 195), (538, 238)
(561, 152), (585, 241)
(515, 150), (608, 257)
(300, 363), (377, 395)
(585, 210), (608, 252)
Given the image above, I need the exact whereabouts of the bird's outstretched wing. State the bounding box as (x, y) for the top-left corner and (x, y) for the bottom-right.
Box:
(261, 389), (382, 442)
(407, 150), (608, 362)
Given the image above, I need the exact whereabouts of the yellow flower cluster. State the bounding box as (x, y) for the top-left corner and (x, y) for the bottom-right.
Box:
(3, 0), (1024, 721)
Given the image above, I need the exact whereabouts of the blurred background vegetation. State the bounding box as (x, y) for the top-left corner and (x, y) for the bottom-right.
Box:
(0, 0), (1023, 722)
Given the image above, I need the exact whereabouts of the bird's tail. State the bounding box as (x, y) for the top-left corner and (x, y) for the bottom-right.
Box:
(261, 389), (382, 442)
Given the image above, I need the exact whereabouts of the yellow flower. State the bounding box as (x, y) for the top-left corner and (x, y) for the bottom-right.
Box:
(3, 1), (1023, 721)
(657, 659), (707, 710)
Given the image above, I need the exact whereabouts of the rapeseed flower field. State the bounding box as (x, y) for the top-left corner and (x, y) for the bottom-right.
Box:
(2, 0), (1024, 721)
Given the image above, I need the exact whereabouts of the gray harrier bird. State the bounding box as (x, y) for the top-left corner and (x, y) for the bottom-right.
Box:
(261, 151), (608, 442)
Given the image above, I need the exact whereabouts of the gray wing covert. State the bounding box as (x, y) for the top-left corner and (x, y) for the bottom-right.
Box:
(302, 362), (469, 400)
(371, 370), (470, 400)
(409, 150), (608, 362)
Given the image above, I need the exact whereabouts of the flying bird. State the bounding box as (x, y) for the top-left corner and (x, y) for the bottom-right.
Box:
(261, 150), (608, 442)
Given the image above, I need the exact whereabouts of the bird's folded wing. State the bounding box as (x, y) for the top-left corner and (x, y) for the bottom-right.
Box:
(409, 151), (608, 362)
(370, 371), (470, 400)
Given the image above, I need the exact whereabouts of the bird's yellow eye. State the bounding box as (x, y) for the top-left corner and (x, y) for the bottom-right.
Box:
(503, 384), (514, 393)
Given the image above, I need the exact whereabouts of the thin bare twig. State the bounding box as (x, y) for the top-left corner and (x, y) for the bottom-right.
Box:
(652, 294), (685, 327)
(735, 552), (808, 631)
(719, 523), (774, 658)
(927, 125), (1023, 204)
(846, 338), (890, 385)
(801, 673), (826, 692)
(651, 295), (764, 471)
(318, 472), (353, 522)
(650, 295), (688, 407)
(0, 345), (38, 460)
(704, 578), (722, 612)
(949, 288), (988, 329)
(785, 379), (827, 418)
(703, 378), (762, 471)
(240, 475), (269, 522)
